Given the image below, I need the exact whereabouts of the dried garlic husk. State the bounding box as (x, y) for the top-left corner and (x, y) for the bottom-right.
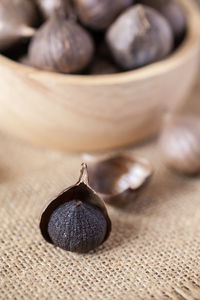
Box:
(84, 153), (153, 207)
(27, 15), (94, 73)
(0, 0), (37, 50)
(40, 164), (111, 253)
(159, 114), (200, 175)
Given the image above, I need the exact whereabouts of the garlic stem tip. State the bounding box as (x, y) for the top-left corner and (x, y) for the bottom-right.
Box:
(20, 26), (36, 37)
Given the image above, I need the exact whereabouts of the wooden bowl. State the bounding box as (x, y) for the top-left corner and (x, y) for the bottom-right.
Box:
(0, 0), (199, 152)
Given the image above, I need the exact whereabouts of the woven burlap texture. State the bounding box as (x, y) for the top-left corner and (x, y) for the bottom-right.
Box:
(0, 78), (200, 300)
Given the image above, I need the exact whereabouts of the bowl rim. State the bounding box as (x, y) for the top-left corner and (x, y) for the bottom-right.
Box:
(0, 0), (199, 86)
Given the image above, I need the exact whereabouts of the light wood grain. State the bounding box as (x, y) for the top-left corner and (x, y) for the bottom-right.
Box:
(0, 0), (199, 152)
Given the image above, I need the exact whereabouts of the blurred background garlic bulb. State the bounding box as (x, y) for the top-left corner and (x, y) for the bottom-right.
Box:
(159, 114), (200, 175)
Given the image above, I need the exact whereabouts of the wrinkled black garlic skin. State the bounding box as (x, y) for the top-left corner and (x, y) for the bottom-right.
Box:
(47, 200), (108, 253)
(106, 4), (174, 70)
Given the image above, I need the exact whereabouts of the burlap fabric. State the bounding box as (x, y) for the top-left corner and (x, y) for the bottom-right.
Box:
(0, 76), (200, 300)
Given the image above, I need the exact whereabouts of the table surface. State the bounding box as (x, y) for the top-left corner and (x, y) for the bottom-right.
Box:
(0, 76), (200, 300)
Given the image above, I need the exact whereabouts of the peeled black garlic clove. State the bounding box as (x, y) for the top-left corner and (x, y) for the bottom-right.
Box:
(74, 0), (134, 30)
(0, 0), (37, 50)
(85, 153), (153, 207)
(139, 0), (187, 43)
(40, 164), (111, 253)
(27, 15), (94, 73)
(106, 4), (174, 70)
(159, 114), (200, 175)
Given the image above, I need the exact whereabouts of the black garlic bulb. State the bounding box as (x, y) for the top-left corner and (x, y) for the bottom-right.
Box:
(139, 0), (187, 43)
(36, 0), (75, 19)
(106, 4), (174, 70)
(48, 200), (108, 253)
(159, 114), (200, 175)
(27, 15), (94, 73)
(74, 0), (134, 30)
(40, 164), (111, 253)
(19, 55), (31, 67)
(36, 0), (64, 18)
(89, 58), (119, 75)
(0, 0), (37, 50)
